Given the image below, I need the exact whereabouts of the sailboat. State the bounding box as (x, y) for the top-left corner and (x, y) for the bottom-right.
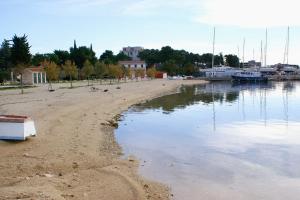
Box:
(204, 27), (242, 81)
(279, 27), (300, 80)
(232, 30), (268, 82)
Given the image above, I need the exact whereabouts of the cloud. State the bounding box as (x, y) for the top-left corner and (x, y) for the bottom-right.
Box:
(197, 0), (300, 28)
(120, 0), (300, 28)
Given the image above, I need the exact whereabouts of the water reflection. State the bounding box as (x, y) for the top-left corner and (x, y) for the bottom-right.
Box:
(116, 81), (300, 200)
(138, 82), (275, 113)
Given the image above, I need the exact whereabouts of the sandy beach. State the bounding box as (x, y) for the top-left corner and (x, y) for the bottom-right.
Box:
(0, 79), (205, 200)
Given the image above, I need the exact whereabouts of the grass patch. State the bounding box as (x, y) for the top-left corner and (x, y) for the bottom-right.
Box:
(0, 85), (35, 91)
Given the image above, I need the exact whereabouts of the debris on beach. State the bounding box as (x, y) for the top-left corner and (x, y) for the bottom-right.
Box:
(103, 89), (109, 92)
(116, 86), (121, 89)
(128, 156), (135, 162)
(106, 120), (118, 128)
(90, 87), (99, 92)
(43, 173), (54, 178)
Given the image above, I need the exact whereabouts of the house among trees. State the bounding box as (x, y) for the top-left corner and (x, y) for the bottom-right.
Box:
(23, 66), (47, 85)
(119, 60), (147, 69)
(119, 46), (147, 71)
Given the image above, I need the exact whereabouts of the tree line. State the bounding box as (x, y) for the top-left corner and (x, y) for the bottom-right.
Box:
(139, 46), (240, 76)
(0, 34), (241, 84)
(0, 35), (151, 86)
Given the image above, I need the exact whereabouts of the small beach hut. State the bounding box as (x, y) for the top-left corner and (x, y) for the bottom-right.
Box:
(23, 66), (47, 85)
(0, 115), (36, 140)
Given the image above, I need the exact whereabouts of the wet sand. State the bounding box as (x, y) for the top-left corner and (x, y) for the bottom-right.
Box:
(0, 79), (206, 200)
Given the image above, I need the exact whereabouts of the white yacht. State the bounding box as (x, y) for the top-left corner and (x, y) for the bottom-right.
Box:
(202, 66), (242, 81)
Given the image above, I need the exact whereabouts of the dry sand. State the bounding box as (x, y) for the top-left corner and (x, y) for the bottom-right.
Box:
(0, 79), (206, 200)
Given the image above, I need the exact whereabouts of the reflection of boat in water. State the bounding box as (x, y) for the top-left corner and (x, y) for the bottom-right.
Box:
(196, 81), (274, 95)
(232, 71), (268, 82)
(231, 81), (272, 89)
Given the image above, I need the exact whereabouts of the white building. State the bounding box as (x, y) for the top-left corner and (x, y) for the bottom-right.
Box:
(122, 47), (144, 61)
(119, 60), (147, 69)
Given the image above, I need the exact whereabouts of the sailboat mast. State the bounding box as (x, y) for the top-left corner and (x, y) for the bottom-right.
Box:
(264, 28), (268, 67)
(212, 27), (216, 68)
(242, 38), (245, 68)
(287, 26), (290, 65)
(260, 40), (263, 68)
(237, 45), (240, 67)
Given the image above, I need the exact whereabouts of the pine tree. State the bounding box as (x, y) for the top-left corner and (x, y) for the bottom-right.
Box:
(11, 34), (31, 66)
(0, 39), (12, 69)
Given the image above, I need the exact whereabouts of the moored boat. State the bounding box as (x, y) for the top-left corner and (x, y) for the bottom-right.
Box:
(202, 66), (242, 81)
(232, 71), (268, 82)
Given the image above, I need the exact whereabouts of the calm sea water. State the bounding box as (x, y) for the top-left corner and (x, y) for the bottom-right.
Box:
(116, 81), (300, 200)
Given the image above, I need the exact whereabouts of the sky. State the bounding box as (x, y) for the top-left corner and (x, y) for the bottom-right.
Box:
(0, 0), (300, 65)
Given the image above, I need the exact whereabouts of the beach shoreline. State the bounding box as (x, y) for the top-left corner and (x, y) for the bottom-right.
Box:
(0, 79), (206, 200)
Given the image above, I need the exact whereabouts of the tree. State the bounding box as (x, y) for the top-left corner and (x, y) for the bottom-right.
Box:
(13, 63), (26, 94)
(43, 61), (60, 91)
(135, 68), (145, 81)
(115, 52), (131, 62)
(63, 60), (77, 88)
(100, 50), (115, 65)
(94, 61), (108, 83)
(11, 34), (31, 66)
(215, 53), (224, 66)
(123, 67), (132, 81)
(183, 63), (197, 75)
(31, 53), (47, 66)
(10, 35), (31, 93)
(139, 49), (160, 66)
(225, 54), (240, 68)
(0, 39), (12, 70)
(31, 53), (59, 66)
(200, 53), (213, 67)
(70, 41), (97, 68)
(54, 50), (70, 66)
(0, 69), (10, 84)
(108, 64), (123, 83)
(161, 60), (178, 76)
(160, 46), (174, 63)
(81, 60), (94, 86)
(146, 67), (156, 79)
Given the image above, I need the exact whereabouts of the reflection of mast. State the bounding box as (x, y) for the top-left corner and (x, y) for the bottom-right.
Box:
(264, 88), (267, 126)
(283, 86), (289, 127)
(259, 89), (263, 117)
(242, 90), (245, 120)
(212, 84), (216, 131)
